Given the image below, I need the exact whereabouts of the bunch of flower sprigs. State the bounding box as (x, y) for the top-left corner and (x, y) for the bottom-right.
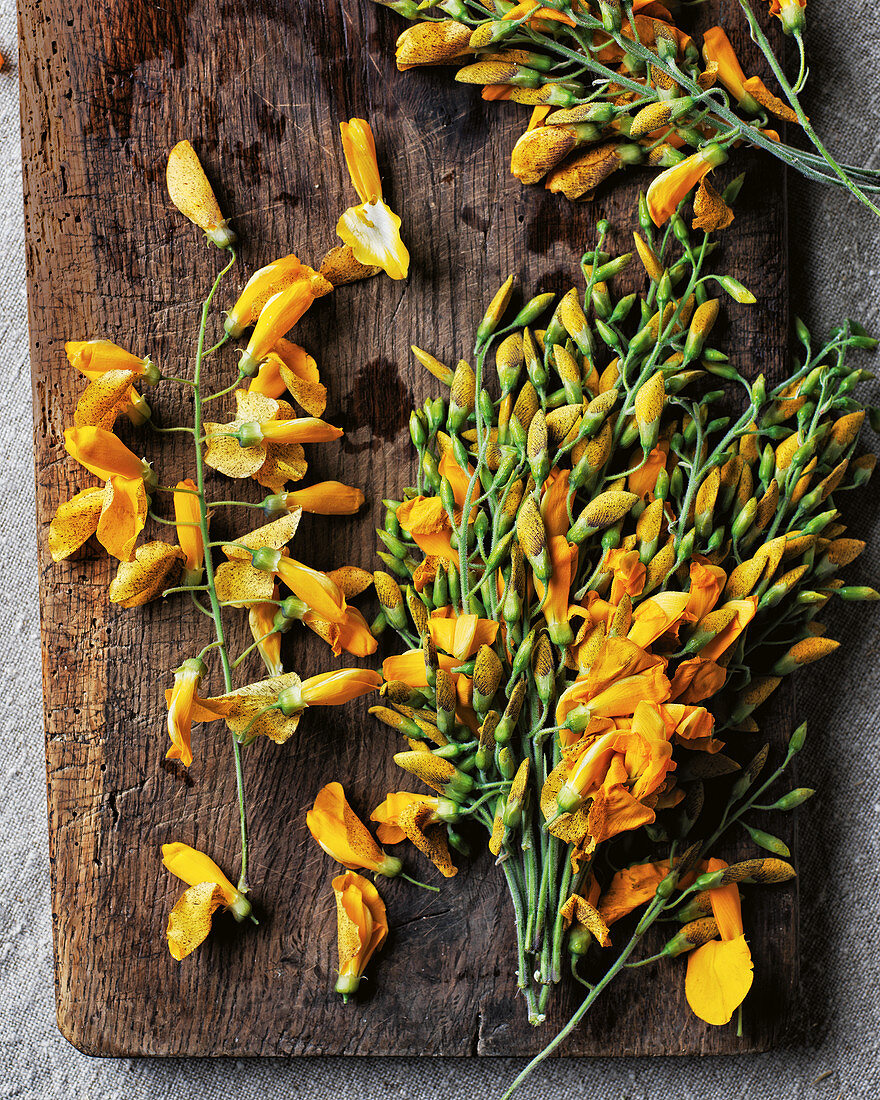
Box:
(48, 122), (412, 962)
(351, 198), (877, 1094)
(376, 0), (880, 223)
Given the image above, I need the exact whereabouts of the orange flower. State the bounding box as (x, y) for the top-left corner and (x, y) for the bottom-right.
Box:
(604, 547), (646, 604)
(646, 143), (729, 226)
(556, 656), (670, 728)
(628, 444), (667, 499)
(698, 596), (758, 660)
(535, 536), (579, 644)
(555, 702), (675, 840)
(371, 791), (437, 844)
(438, 448), (474, 510)
(248, 587), (283, 677)
(540, 468), (571, 538)
(768, 0), (806, 34)
(685, 858), (754, 1024)
(249, 342), (328, 417)
(702, 27), (760, 112)
(162, 842), (250, 960)
(301, 668), (383, 706)
(598, 858), (700, 925)
(663, 703), (722, 753)
(428, 608), (499, 660)
(225, 254), (303, 337)
(337, 119), (409, 281)
(304, 605), (378, 658)
(274, 557), (348, 624)
(383, 648), (459, 689)
(307, 782), (402, 877)
(239, 267), (332, 374)
(627, 591), (690, 649)
(64, 425), (147, 483)
(668, 657), (727, 705)
(165, 658), (206, 767)
(275, 481), (365, 515)
(396, 496), (458, 561)
(332, 871), (389, 999)
(173, 478), (204, 579)
(166, 140), (234, 249)
(685, 560), (726, 620)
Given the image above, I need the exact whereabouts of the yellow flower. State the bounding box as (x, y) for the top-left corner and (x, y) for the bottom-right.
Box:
(224, 254), (303, 337)
(273, 481), (365, 516)
(48, 486), (105, 562)
(307, 782), (402, 876)
(161, 842), (250, 960)
(646, 143), (729, 227)
(336, 119), (409, 281)
(248, 584), (283, 677)
(166, 140), (234, 249)
(685, 858), (754, 1024)
(370, 792), (457, 878)
(189, 668), (381, 745)
(768, 0), (805, 34)
(173, 478), (204, 583)
(65, 339), (156, 382)
(248, 340), (327, 416)
(204, 389), (342, 492)
(108, 540), (185, 607)
(238, 266), (333, 374)
(428, 608), (499, 661)
(63, 427), (153, 561)
(332, 871), (388, 1000)
(165, 658), (205, 767)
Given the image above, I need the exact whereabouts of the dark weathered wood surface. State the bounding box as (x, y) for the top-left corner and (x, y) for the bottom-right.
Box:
(20, 0), (795, 1057)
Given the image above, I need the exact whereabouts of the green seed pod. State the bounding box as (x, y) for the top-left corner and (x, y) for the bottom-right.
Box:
(742, 824), (791, 857)
(374, 570), (408, 631)
(377, 527), (409, 560)
(377, 550), (411, 580)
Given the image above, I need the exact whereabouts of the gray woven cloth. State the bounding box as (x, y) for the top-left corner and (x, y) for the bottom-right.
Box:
(2, 1), (879, 1096)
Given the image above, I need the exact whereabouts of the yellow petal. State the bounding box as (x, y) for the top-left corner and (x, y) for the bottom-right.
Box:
(166, 881), (226, 961)
(203, 420), (266, 479)
(685, 935), (754, 1025)
(161, 842), (238, 902)
(336, 199), (409, 281)
(96, 476), (148, 562)
(74, 369), (137, 429)
(214, 560), (276, 607)
(221, 509), (302, 559)
(108, 540), (184, 607)
(48, 486), (105, 561)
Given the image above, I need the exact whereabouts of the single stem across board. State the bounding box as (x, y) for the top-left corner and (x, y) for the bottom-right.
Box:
(190, 246), (252, 895)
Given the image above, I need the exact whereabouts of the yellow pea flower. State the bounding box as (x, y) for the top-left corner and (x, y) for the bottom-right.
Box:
(336, 119), (409, 281)
(685, 858), (754, 1024)
(161, 842), (251, 960)
(166, 140), (235, 249)
(307, 782), (402, 877)
(224, 254), (303, 338)
(165, 658), (206, 767)
(332, 871), (388, 1000)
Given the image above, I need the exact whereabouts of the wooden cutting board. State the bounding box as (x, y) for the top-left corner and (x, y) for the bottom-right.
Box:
(20, 0), (795, 1057)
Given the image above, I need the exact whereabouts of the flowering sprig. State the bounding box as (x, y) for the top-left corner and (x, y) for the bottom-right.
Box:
(366, 196), (876, 1090)
(50, 125), (408, 960)
(376, 0), (880, 220)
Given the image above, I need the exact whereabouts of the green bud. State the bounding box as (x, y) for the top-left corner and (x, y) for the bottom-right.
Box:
(742, 823), (791, 857)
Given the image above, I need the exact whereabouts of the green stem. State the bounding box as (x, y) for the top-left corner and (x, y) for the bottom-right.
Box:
(190, 249), (252, 894)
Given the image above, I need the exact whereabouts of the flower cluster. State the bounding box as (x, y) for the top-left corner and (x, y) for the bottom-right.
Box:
(376, 0), (880, 223)
(50, 127), (407, 962)
(365, 199), (876, 1052)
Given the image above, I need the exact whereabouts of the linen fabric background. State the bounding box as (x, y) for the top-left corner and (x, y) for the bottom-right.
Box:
(2, 1), (878, 1096)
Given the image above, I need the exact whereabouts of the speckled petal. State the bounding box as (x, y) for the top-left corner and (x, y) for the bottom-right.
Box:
(166, 881), (226, 961)
(327, 566), (374, 598)
(221, 509), (302, 559)
(203, 420), (266, 479)
(234, 389), (281, 422)
(96, 475), (148, 562)
(108, 541), (185, 607)
(254, 444), (307, 490)
(74, 369), (137, 429)
(398, 802), (457, 877)
(214, 560), (276, 606)
(48, 486), (105, 561)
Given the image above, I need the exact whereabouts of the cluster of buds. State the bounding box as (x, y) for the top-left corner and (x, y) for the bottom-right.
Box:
(375, 0), (880, 223)
(367, 201), (876, 1024)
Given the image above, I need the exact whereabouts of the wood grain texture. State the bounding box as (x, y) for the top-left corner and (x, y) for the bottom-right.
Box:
(20, 0), (796, 1057)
